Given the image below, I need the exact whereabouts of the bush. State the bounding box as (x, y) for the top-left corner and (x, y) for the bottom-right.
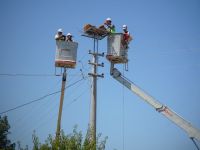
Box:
(32, 126), (108, 150)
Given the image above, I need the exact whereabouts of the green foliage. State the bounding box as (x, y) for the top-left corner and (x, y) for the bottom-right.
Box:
(0, 115), (15, 150)
(32, 126), (108, 150)
(0, 115), (108, 150)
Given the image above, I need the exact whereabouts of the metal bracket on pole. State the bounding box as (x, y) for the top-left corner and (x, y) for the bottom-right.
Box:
(110, 63), (115, 75)
(62, 68), (67, 81)
(88, 50), (104, 57)
(88, 73), (104, 78)
(88, 60), (104, 67)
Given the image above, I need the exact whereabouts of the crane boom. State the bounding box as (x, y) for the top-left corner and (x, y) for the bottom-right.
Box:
(111, 67), (200, 142)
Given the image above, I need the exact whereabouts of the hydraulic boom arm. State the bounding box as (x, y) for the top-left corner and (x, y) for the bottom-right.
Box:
(111, 67), (200, 143)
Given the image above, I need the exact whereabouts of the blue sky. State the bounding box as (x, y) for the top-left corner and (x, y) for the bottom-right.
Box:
(0, 0), (200, 149)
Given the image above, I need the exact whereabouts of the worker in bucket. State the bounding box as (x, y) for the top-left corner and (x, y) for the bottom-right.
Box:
(122, 25), (132, 49)
(104, 17), (115, 33)
(66, 33), (73, 42)
(55, 28), (66, 41)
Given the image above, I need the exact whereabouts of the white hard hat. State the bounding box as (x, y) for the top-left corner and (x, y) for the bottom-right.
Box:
(106, 17), (112, 21)
(58, 28), (63, 32)
(67, 33), (72, 36)
(123, 25), (127, 29)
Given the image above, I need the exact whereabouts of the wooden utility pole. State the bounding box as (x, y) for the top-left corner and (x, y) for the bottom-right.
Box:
(56, 68), (67, 139)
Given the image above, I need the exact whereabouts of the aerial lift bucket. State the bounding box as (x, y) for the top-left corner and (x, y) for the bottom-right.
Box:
(55, 41), (78, 68)
(106, 33), (128, 64)
(55, 41), (78, 75)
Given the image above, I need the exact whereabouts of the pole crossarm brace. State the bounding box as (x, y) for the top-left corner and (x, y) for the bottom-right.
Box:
(88, 60), (104, 67)
(110, 65), (200, 143)
(89, 50), (104, 57)
(88, 73), (104, 78)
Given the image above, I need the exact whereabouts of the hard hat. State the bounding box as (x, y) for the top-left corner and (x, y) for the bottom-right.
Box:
(58, 28), (63, 32)
(123, 25), (127, 29)
(106, 17), (112, 21)
(67, 33), (72, 36)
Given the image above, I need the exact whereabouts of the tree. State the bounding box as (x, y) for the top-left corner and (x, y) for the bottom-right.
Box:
(32, 125), (108, 150)
(0, 115), (15, 150)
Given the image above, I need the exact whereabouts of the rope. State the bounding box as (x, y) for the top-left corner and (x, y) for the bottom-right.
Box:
(122, 64), (125, 150)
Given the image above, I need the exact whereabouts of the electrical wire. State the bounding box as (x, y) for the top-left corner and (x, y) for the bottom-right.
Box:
(2, 64), (88, 136)
(12, 80), (61, 134)
(8, 77), (62, 138)
(64, 84), (90, 109)
(12, 75), (86, 140)
(36, 77), (89, 130)
(12, 94), (59, 143)
(0, 73), (59, 77)
(0, 78), (84, 115)
(0, 73), (84, 77)
(10, 78), (61, 133)
(18, 78), (90, 143)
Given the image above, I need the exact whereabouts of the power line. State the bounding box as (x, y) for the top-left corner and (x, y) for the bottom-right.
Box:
(65, 83), (90, 108)
(0, 73), (83, 77)
(18, 82), (90, 143)
(10, 79), (61, 132)
(0, 73), (58, 77)
(0, 53), (89, 78)
(0, 78), (85, 115)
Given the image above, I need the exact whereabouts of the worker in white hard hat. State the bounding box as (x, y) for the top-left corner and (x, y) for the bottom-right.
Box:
(104, 17), (115, 33)
(58, 28), (63, 32)
(122, 25), (132, 49)
(55, 28), (66, 41)
(66, 33), (73, 42)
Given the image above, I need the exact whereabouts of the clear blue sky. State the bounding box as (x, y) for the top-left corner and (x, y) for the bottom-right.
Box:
(0, 0), (200, 149)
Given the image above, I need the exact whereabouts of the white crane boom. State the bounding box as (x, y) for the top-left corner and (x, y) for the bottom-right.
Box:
(111, 67), (200, 142)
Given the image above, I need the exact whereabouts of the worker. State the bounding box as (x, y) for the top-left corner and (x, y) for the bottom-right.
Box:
(104, 17), (115, 33)
(66, 33), (73, 42)
(55, 28), (66, 41)
(122, 25), (132, 49)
